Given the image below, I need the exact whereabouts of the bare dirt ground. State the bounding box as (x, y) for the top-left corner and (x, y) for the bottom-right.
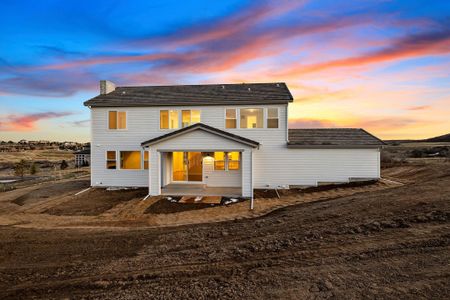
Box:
(0, 161), (449, 299)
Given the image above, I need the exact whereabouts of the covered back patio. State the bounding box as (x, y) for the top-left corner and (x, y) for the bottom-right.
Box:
(141, 123), (259, 198)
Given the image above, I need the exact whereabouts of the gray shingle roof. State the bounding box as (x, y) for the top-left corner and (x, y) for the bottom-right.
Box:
(84, 82), (293, 107)
(288, 128), (384, 148)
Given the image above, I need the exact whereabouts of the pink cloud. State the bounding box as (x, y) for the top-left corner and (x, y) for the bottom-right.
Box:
(278, 29), (450, 76)
(0, 112), (73, 131)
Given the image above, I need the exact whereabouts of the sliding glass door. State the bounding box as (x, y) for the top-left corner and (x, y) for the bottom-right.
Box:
(172, 152), (202, 182)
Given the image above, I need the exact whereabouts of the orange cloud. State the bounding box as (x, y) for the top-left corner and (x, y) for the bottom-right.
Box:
(279, 29), (450, 76)
(0, 112), (73, 131)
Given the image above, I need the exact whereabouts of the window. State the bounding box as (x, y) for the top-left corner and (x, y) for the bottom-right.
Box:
(214, 152), (240, 170)
(227, 152), (240, 170)
(160, 110), (179, 129)
(214, 152), (225, 170)
(106, 151), (116, 169)
(182, 110), (201, 128)
(240, 108), (263, 128)
(267, 108), (279, 128)
(225, 109), (237, 128)
(160, 110), (169, 129)
(108, 111), (126, 129)
(120, 151), (141, 169)
(143, 151), (149, 170)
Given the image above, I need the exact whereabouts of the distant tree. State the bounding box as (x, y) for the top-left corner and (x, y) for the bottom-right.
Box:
(60, 160), (69, 170)
(14, 160), (27, 178)
(30, 162), (39, 175)
(83, 161), (90, 167)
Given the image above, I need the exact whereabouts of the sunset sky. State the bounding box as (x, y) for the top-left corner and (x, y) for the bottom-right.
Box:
(1, 0), (449, 142)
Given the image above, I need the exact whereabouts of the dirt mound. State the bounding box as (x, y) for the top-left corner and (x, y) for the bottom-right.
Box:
(382, 161), (450, 183)
(0, 163), (449, 298)
(145, 197), (217, 214)
(12, 179), (90, 206)
(45, 187), (147, 216)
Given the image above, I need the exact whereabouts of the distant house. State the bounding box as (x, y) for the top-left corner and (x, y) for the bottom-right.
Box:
(83, 80), (384, 198)
(74, 148), (90, 167)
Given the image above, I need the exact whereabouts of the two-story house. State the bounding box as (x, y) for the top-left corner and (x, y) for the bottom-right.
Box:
(84, 81), (384, 200)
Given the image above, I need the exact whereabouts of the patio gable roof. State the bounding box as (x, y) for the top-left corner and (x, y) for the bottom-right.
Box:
(141, 123), (260, 148)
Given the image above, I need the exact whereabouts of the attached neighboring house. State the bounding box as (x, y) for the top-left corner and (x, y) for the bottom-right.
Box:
(74, 148), (91, 167)
(84, 81), (384, 198)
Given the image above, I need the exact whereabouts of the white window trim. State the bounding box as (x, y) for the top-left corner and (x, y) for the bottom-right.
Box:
(143, 150), (149, 170)
(226, 151), (241, 171)
(224, 108), (238, 129)
(213, 151), (241, 171)
(107, 110), (128, 131)
(105, 150), (117, 170)
(118, 150), (144, 170)
(181, 109), (202, 128)
(266, 107), (280, 129)
(238, 107), (264, 130)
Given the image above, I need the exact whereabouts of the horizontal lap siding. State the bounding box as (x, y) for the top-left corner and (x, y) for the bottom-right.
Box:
(253, 148), (380, 187)
(203, 160), (241, 187)
(91, 105), (282, 190)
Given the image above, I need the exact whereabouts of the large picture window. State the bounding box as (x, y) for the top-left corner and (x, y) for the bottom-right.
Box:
(120, 151), (141, 169)
(106, 151), (116, 169)
(160, 110), (180, 129)
(240, 108), (263, 128)
(109, 111), (126, 129)
(225, 109), (237, 128)
(267, 108), (279, 128)
(181, 110), (201, 128)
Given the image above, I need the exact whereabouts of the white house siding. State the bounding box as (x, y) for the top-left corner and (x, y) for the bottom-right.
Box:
(90, 104), (285, 189)
(203, 162), (242, 188)
(90, 104), (380, 191)
(253, 148), (380, 188)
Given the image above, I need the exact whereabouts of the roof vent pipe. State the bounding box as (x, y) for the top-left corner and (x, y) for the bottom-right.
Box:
(100, 80), (116, 95)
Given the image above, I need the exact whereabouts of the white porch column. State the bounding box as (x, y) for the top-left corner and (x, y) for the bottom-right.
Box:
(241, 150), (252, 198)
(149, 147), (161, 196)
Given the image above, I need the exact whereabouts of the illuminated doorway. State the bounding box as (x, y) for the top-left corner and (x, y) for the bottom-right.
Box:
(172, 152), (203, 182)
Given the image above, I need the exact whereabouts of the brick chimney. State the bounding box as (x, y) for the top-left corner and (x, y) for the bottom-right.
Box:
(99, 80), (116, 94)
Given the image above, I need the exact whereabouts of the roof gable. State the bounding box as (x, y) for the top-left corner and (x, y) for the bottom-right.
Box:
(141, 123), (260, 148)
(85, 82), (293, 107)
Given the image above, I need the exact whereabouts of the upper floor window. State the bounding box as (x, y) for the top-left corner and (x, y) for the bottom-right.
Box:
(225, 109), (237, 128)
(240, 108), (263, 129)
(182, 110), (201, 128)
(109, 111), (126, 129)
(267, 108), (279, 128)
(160, 110), (179, 129)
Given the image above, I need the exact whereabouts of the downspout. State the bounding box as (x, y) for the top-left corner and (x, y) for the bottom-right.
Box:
(285, 104), (289, 142)
(250, 149), (254, 210)
(142, 145), (151, 200)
